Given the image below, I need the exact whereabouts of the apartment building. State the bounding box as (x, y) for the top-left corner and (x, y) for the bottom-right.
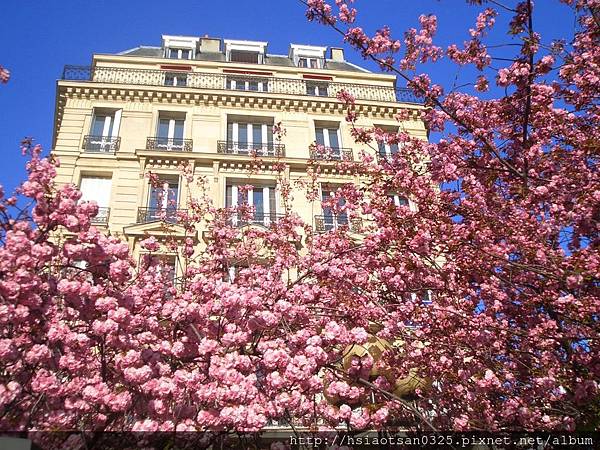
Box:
(52, 34), (426, 276)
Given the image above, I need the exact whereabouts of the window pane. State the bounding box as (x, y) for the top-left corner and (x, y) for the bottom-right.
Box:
(165, 75), (175, 86)
(181, 49), (190, 59)
(238, 124), (248, 147)
(310, 59), (318, 68)
(230, 51), (259, 64)
(253, 189), (264, 217)
(169, 49), (178, 59)
(269, 188), (276, 216)
(315, 128), (325, 145)
(307, 84), (316, 96)
(149, 186), (163, 209)
(249, 80), (258, 91)
(158, 119), (170, 138)
(253, 124), (262, 145)
(328, 129), (340, 148)
(226, 185), (232, 207)
(91, 116), (106, 136)
(390, 143), (399, 155)
(173, 120), (184, 140)
(227, 122), (233, 143)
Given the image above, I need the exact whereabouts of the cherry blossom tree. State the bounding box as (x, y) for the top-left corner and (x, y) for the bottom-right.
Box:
(304, 0), (600, 431)
(0, 0), (599, 446)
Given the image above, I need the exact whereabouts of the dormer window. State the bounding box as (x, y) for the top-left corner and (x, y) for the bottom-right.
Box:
(298, 57), (321, 69)
(161, 35), (199, 61)
(224, 40), (267, 65)
(230, 51), (260, 64)
(167, 48), (192, 60)
(290, 44), (327, 69)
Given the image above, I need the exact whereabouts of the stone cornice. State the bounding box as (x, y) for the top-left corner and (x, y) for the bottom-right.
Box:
(56, 81), (423, 121)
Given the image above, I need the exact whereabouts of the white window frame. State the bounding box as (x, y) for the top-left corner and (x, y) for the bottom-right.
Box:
(228, 122), (272, 155)
(298, 57), (322, 69)
(227, 77), (268, 92)
(224, 40), (267, 64)
(226, 181), (277, 227)
(315, 125), (342, 159)
(149, 177), (180, 210)
(89, 109), (122, 152)
(164, 72), (188, 87)
(157, 116), (185, 151)
(167, 48), (193, 60)
(306, 82), (328, 97)
(79, 175), (112, 223)
(320, 185), (348, 231)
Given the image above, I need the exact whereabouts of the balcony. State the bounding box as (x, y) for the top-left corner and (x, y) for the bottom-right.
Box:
(82, 135), (120, 153)
(309, 146), (353, 161)
(228, 211), (285, 228)
(315, 215), (362, 233)
(91, 207), (110, 225)
(61, 65), (423, 104)
(217, 141), (285, 157)
(137, 207), (186, 224)
(146, 137), (193, 152)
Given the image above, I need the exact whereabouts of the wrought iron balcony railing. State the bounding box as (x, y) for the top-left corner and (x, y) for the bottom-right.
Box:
(61, 65), (422, 104)
(309, 146), (353, 161)
(146, 137), (193, 152)
(91, 207), (110, 225)
(217, 141), (285, 157)
(137, 207), (186, 224)
(315, 214), (362, 233)
(82, 135), (121, 153)
(228, 211), (286, 228)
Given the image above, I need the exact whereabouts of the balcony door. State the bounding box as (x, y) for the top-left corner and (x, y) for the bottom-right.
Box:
(80, 176), (112, 223)
(227, 122), (274, 155)
(321, 187), (347, 231)
(315, 126), (341, 158)
(147, 177), (179, 222)
(88, 109), (121, 152)
(157, 117), (185, 151)
(226, 182), (277, 226)
(378, 141), (400, 158)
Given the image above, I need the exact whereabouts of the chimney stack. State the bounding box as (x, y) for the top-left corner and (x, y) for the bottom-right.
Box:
(199, 36), (221, 53)
(330, 47), (344, 61)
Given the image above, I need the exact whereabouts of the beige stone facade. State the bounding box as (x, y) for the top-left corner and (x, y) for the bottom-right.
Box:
(51, 35), (426, 276)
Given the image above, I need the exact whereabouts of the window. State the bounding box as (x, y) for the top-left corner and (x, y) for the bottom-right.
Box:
(164, 72), (188, 87)
(226, 77), (268, 92)
(229, 50), (261, 64)
(377, 127), (400, 159)
(79, 176), (112, 225)
(86, 109), (122, 152)
(378, 141), (400, 159)
(142, 254), (178, 283)
(412, 290), (433, 305)
(321, 186), (347, 231)
(306, 81), (328, 97)
(314, 124), (343, 159)
(226, 120), (274, 155)
(298, 57), (322, 68)
(226, 181), (277, 227)
(168, 48), (192, 60)
(224, 40), (267, 65)
(156, 114), (185, 150)
(390, 194), (409, 208)
(143, 176), (180, 223)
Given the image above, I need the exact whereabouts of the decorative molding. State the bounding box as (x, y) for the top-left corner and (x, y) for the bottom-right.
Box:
(57, 83), (421, 121)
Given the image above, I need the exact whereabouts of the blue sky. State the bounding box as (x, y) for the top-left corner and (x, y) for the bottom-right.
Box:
(0, 0), (575, 196)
